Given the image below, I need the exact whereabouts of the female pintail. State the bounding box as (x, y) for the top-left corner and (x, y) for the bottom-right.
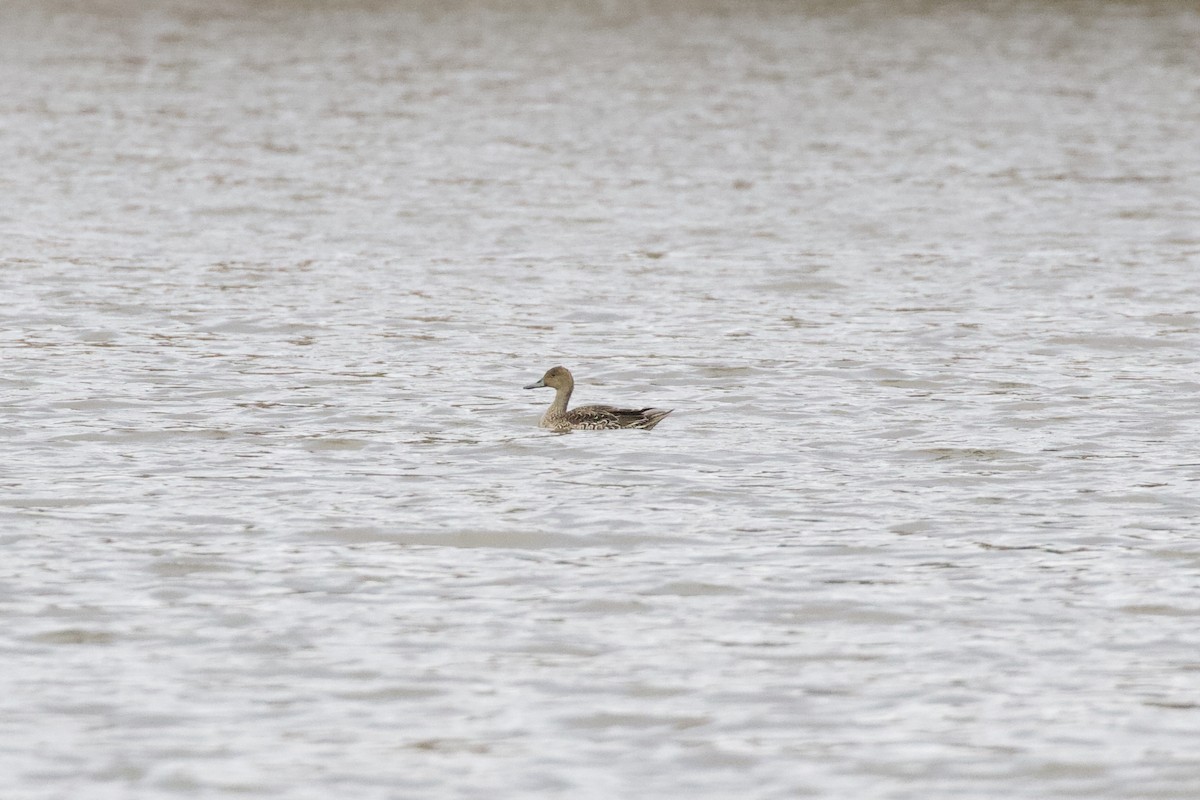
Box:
(524, 366), (672, 431)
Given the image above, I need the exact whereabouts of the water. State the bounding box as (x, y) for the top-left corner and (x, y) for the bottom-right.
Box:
(3, 1), (1200, 797)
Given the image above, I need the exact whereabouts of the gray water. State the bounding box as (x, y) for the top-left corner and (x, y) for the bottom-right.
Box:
(3, 1), (1200, 798)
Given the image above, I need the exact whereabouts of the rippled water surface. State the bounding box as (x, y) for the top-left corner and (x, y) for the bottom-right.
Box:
(3, 1), (1200, 798)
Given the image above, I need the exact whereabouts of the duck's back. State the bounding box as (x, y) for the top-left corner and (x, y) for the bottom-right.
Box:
(565, 404), (673, 430)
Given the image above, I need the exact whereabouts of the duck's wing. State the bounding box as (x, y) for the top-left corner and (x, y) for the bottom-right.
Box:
(569, 404), (673, 430)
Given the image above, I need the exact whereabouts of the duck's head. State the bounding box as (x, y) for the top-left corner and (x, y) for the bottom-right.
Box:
(524, 365), (573, 390)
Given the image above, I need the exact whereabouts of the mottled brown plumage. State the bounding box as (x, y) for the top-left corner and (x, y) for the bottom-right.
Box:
(523, 366), (672, 431)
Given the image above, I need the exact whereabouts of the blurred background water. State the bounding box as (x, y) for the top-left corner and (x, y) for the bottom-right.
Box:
(2, 1), (1199, 798)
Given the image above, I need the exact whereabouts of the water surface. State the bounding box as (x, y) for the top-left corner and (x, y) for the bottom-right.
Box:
(2, 1), (1199, 798)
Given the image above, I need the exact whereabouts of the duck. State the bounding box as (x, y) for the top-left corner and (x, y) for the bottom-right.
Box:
(523, 366), (673, 431)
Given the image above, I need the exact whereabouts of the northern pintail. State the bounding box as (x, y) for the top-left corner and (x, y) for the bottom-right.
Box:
(523, 366), (673, 431)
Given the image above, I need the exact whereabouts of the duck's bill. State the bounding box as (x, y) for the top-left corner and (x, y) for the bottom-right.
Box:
(523, 379), (546, 389)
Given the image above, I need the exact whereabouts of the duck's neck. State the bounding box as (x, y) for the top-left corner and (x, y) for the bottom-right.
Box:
(548, 384), (572, 416)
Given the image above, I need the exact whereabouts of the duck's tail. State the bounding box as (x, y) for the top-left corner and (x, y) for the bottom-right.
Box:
(639, 408), (673, 430)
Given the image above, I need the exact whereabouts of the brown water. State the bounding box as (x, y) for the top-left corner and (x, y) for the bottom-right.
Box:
(3, 1), (1200, 798)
